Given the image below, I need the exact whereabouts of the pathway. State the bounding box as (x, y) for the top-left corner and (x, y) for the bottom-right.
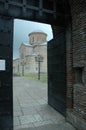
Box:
(13, 77), (75, 130)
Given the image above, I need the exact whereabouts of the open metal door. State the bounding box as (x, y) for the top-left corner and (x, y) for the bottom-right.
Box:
(0, 16), (13, 130)
(48, 33), (66, 116)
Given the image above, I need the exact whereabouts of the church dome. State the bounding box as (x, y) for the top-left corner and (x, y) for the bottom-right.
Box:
(28, 31), (47, 46)
(29, 30), (47, 36)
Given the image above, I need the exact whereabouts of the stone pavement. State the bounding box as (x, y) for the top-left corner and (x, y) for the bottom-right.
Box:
(13, 77), (76, 130)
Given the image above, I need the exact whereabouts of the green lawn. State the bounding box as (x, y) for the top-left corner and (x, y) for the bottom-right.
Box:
(22, 73), (48, 83)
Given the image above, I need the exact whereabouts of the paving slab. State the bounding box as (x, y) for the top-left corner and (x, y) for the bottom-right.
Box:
(13, 77), (76, 130)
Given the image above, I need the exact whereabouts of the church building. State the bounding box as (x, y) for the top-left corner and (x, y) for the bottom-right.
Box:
(13, 31), (47, 76)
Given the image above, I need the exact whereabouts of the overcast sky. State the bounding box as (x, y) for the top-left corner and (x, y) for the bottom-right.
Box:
(13, 19), (53, 59)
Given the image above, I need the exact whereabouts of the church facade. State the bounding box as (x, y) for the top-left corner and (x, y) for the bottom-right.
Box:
(13, 31), (47, 76)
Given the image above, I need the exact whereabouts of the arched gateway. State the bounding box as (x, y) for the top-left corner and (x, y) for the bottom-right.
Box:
(0, 0), (86, 130)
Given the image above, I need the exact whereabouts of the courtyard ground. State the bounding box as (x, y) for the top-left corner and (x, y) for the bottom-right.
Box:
(13, 77), (76, 130)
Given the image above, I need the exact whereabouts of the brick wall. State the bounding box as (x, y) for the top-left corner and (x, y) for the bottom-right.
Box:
(70, 0), (86, 119)
(67, 0), (86, 129)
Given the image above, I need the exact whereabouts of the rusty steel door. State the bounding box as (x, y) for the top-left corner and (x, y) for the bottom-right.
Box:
(48, 34), (66, 116)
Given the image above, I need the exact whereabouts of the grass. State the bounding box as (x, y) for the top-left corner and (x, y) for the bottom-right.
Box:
(21, 73), (48, 83)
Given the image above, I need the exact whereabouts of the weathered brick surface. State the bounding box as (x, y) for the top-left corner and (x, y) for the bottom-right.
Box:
(71, 1), (86, 67)
(70, 0), (86, 119)
(66, 0), (86, 129)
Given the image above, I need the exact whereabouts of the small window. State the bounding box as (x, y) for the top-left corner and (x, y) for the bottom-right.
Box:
(74, 67), (84, 84)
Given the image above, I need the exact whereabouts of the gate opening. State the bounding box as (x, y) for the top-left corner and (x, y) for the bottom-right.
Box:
(13, 19), (64, 130)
